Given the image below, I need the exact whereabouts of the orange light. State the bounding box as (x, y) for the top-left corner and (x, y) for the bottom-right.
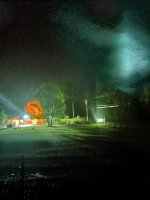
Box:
(25, 100), (44, 118)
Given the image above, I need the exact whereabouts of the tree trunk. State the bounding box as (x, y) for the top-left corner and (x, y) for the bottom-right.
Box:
(72, 101), (75, 118)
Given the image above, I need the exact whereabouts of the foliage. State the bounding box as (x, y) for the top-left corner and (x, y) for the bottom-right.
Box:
(60, 117), (85, 124)
(90, 85), (131, 126)
(61, 70), (88, 117)
(0, 110), (7, 124)
(93, 87), (130, 106)
(25, 100), (44, 119)
(32, 83), (66, 119)
(140, 84), (150, 105)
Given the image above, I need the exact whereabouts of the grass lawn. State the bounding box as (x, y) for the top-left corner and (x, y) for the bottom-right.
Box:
(0, 125), (150, 198)
(0, 125), (114, 169)
(0, 125), (150, 170)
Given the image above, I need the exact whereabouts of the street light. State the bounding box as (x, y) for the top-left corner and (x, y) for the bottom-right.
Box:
(23, 114), (29, 119)
(84, 99), (88, 122)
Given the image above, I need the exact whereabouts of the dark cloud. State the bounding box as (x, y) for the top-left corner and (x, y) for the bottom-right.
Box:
(53, 1), (150, 92)
(0, 1), (24, 32)
(0, 0), (150, 114)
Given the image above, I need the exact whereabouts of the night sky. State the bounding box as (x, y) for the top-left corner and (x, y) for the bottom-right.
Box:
(0, 0), (150, 115)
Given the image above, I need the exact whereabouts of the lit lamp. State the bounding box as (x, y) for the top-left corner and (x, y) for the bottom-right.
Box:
(23, 114), (29, 119)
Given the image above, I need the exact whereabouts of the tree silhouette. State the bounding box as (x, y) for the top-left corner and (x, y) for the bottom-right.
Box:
(32, 83), (66, 125)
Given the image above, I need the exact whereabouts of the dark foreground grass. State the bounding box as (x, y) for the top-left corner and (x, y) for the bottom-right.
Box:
(0, 125), (150, 199)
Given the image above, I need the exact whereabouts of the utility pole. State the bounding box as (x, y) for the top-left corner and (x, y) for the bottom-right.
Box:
(84, 100), (88, 122)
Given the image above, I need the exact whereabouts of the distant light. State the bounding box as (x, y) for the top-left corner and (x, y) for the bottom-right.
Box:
(96, 105), (119, 108)
(97, 118), (105, 123)
(23, 114), (29, 119)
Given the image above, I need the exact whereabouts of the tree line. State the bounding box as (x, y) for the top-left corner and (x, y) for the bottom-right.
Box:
(0, 82), (150, 127)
